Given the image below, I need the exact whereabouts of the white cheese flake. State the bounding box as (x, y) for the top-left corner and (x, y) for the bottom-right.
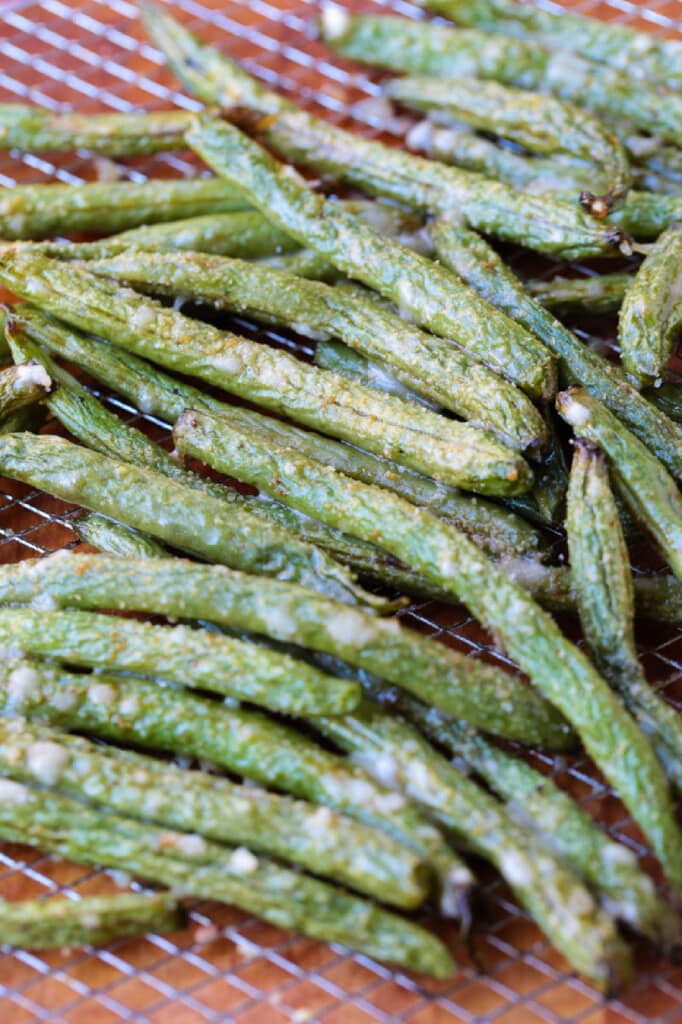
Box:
(228, 846), (259, 875)
(26, 741), (69, 785)
(0, 779), (31, 805)
(88, 682), (117, 707)
(320, 2), (350, 40)
(7, 665), (41, 706)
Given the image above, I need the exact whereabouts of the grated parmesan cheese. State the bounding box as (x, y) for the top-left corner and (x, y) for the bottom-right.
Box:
(88, 682), (117, 707)
(0, 779), (31, 805)
(228, 846), (258, 875)
(320, 2), (350, 41)
(26, 741), (69, 785)
(7, 665), (40, 706)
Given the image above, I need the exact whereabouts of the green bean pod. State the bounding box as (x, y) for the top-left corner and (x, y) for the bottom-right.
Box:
(526, 273), (631, 317)
(400, 695), (680, 951)
(618, 224), (682, 386)
(414, 0), (682, 89)
(425, 218), (682, 481)
(174, 407), (682, 889)
(557, 387), (682, 583)
(0, 779), (453, 978)
(0, 177), (249, 240)
(0, 660), (468, 913)
(386, 75), (630, 214)
(0, 552), (562, 740)
(0, 104), (195, 155)
(0, 250), (532, 495)
(609, 191), (682, 241)
(187, 116), (557, 402)
(308, 697), (633, 992)
(86, 247), (548, 453)
(0, 361), (51, 420)
(0, 892), (183, 950)
(140, 1), (621, 261)
(319, 12), (682, 147)
(0, 715), (429, 908)
(315, 338), (438, 410)
(566, 438), (682, 776)
(76, 514), (168, 559)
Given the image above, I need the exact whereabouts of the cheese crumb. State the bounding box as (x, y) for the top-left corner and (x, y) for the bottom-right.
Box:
(229, 846), (258, 875)
(26, 741), (69, 785)
(561, 397), (591, 428)
(175, 833), (207, 857)
(0, 779), (31, 805)
(500, 851), (534, 887)
(88, 683), (117, 707)
(7, 665), (41, 707)
(15, 362), (51, 390)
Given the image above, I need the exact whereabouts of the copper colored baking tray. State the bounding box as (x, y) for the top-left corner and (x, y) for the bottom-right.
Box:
(0, 1), (681, 1021)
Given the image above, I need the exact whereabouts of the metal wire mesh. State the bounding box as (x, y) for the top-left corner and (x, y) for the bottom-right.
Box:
(1, 0), (682, 1021)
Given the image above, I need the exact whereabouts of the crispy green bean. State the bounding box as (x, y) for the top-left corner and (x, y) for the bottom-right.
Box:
(0, 361), (51, 420)
(320, 12), (682, 147)
(557, 387), (682, 584)
(0, 431), (381, 607)
(406, 118), (601, 196)
(0, 552), (563, 739)
(618, 224), (682, 386)
(386, 75), (630, 214)
(0, 892), (183, 950)
(0, 779), (453, 978)
(0, 177), (249, 240)
(23, 306), (542, 559)
(400, 696), (679, 951)
(174, 407), (682, 888)
(141, 1), (621, 260)
(0, 715), (428, 908)
(0, 250), (531, 495)
(86, 247), (548, 452)
(0, 660), (468, 912)
(76, 514), (168, 559)
(30, 200), (425, 262)
(566, 439), (682, 777)
(188, 116), (556, 401)
(426, 218), (682, 481)
(526, 273), (631, 317)
(643, 383), (682, 424)
(0, 608), (361, 715)
(414, 0), (682, 89)
(308, 697), (633, 992)
(0, 104), (196, 155)
(315, 337), (438, 409)
(609, 191), (682, 241)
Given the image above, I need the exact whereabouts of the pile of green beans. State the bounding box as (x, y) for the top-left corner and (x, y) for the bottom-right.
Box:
(0, 0), (680, 986)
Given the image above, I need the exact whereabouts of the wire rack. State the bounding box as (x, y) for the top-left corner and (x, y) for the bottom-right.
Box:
(0, 0), (681, 1021)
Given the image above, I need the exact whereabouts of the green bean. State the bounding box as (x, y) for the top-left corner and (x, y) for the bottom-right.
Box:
(557, 387), (682, 584)
(308, 697), (633, 992)
(643, 383), (682, 424)
(609, 191), (682, 241)
(618, 224), (682, 386)
(0, 779), (453, 978)
(386, 75), (630, 214)
(0, 250), (531, 495)
(320, 12), (682, 148)
(0, 608), (361, 715)
(0, 715), (428, 908)
(30, 201), (424, 262)
(0, 177), (249, 240)
(0, 361), (51, 420)
(188, 117), (556, 402)
(174, 407), (682, 888)
(76, 514), (168, 559)
(4, 308), (412, 594)
(0, 431), (381, 607)
(0, 552), (562, 739)
(141, 1), (621, 261)
(315, 338), (438, 409)
(414, 0), (682, 89)
(0, 660), (469, 913)
(0, 104), (196, 155)
(426, 218), (682, 481)
(406, 119), (600, 196)
(633, 169), (682, 197)
(86, 248), (548, 453)
(566, 439), (682, 776)
(526, 273), (631, 317)
(400, 696), (679, 951)
(0, 891), (183, 950)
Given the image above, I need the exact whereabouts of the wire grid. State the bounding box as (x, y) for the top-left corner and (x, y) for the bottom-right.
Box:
(0, 0), (681, 1020)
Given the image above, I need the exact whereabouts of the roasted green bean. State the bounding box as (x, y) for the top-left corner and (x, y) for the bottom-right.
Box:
(0, 892), (183, 950)
(174, 407), (682, 889)
(618, 224), (682, 386)
(0, 361), (51, 420)
(0, 779), (453, 978)
(526, 273), (631, 317)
